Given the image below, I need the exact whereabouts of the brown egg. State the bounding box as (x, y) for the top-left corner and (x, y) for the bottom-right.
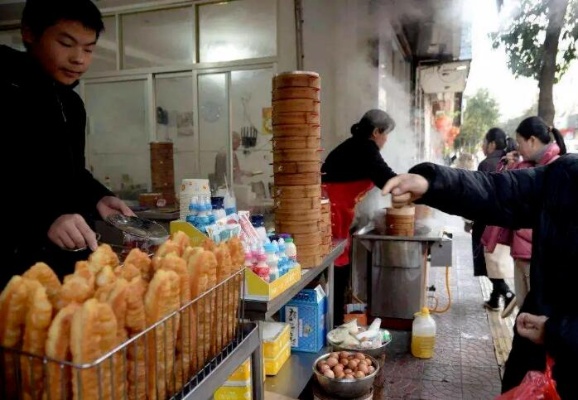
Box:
(354, 352), (366, 360)
(333, 364), (344, 374)
(339, 358), (349, 366)
(329, 352), (340, 359)
(326, 357), (339, 367)
(365, 357), (373, 365)
(344, 368), (353, 375)
(344, 373), (355, 380)
(320, 364), (331, 373)
(339, 351), (350, 358)
(348, 359), (359, 370)
(357, 364), (369, 375)
(323, 369), (335, 379)
(317, 360), (327, 370)
(358, 359), (368, 367)
(368, 366), (376, 374)
(354, 371), (366, 379)
(335, 371), (345, 380)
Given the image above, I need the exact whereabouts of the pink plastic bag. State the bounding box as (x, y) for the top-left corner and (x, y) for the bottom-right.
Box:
(496, 357), (561, 400)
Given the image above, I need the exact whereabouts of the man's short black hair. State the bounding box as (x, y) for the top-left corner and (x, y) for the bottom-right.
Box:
(22, 0), (104, 39)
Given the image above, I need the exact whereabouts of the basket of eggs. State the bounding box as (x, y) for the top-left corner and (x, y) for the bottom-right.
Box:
(312, 351), (380, 398)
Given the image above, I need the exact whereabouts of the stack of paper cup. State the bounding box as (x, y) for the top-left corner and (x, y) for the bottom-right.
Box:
(180, 178), (211, 220)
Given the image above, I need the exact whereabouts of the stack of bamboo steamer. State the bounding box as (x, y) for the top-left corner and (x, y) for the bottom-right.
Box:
(150, 142), (176, 206)
(272, 71), (323, 268)
(320, 199), (332, 256)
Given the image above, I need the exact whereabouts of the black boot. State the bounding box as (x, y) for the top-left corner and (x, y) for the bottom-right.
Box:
(484, 291), (500, 311)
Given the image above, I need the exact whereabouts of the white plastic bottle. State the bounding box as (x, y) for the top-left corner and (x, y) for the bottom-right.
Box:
(411, 307), (436, 359)
(284, 237), (297, 265)
(264, 242), (279, 282)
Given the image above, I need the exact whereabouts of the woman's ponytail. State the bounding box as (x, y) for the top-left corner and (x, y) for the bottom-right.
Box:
(550, 127), (567, 155)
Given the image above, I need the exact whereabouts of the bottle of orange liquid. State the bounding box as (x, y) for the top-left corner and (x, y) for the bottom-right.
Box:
(411, 307), (436, 359)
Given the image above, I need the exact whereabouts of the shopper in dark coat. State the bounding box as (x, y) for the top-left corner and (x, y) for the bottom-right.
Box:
(382, 154), (578, 399)
(0, 0), (133, 289)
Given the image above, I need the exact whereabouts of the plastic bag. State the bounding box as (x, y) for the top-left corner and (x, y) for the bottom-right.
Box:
(496, 357), (561, 400)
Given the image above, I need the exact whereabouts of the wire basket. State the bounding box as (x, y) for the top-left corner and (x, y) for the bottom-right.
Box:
(0, 268), (246, 400)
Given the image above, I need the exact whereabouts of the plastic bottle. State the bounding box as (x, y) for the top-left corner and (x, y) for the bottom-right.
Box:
(411, 307), (436, 359)
(285, 237), (297, 264)
(277, 238), (288, 275)
(264, 242), (279, 282)
(254, 253), (270, 282)
(186, 196), (199, 225)
(224, 191), (237, 215)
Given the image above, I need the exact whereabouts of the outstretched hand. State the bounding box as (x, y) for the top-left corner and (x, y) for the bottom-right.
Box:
(48, 214), (99, 251)
(97, 196), (136, 220)
(382, 174), (429, 207)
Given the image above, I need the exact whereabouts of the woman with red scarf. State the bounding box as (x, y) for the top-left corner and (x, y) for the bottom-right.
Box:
(322, 109), (397, 325)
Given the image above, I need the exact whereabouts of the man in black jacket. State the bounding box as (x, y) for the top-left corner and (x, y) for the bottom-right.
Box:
(0, 0), (133, 288)
(382, 155), (578, 399)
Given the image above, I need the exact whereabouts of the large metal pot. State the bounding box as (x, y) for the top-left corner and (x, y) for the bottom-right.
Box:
(312, 353), (380, 398)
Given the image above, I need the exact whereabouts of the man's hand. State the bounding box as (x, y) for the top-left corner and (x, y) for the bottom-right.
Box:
(97, 196), (136, 220)
(382, 174), (429, 207)
(48, 214), (98, 251)
(516, 312), (549, 344)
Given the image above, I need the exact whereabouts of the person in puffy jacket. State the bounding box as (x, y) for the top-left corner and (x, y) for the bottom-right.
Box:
(483, 117), (566, 318)
(382, 148), (578, 399)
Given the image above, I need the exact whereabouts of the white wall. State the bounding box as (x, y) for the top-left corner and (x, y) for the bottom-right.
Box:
(300, 0), (418, 222)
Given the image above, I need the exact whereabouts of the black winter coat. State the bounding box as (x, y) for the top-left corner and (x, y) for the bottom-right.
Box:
(410, 156), (578, 399)
(0, 46), (112, 287)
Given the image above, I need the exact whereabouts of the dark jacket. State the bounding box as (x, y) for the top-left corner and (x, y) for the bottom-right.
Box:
(321, 137), (396, 188)
(0, 46), (112, 286)
(478, 149), (506, 173)
(410, 156), (578, 399)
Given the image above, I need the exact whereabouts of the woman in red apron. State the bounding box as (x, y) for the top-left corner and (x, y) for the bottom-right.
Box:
(321, 109), (397, 325)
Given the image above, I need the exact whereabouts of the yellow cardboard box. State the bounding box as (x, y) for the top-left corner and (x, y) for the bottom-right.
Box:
(244, 265), (301, 301)
(214, 382), (252, 400)
(170, 220), (209, 247)
(228, 359), (251, 382)
(264, 342), (291, 376)
(262, 322), (290, 359)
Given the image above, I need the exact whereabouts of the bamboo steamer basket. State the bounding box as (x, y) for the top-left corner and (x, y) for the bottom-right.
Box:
(298, 254), (324, 268)
(273, 148), (321, 163)
(272, 136), (320, 150)
(273, 184), (322, 199)
(275, 208), (321, 222)
(274, 196), (321, 210)
(293, 236), (322, 247)
(272, 124), (321, 138)
(273, 71), (320, 90)
(320, 213), (331, 225)
(321, 199), (331, 213)
(276, 220), (320, 234)
(291, 231), (322, 244)
(274, 172), (321, 186)
(295, 244), (322, 257)
(272, 112), (320, 126)
(273, 99), (320, 114)
(272, 87), (320, 101)
(273, 161), (320, 174)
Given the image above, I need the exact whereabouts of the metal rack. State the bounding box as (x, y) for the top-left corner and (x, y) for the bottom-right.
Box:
(243, 240), (347, 399)
(1, 268), (263, 400)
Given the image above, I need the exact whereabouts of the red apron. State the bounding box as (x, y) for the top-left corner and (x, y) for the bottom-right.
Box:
(323, 180), (374, 266)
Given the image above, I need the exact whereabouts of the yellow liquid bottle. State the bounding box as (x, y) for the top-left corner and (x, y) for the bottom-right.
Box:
(411, 307), (436, 359)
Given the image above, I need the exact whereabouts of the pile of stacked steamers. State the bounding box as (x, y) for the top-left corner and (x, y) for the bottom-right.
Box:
(271, 71), (331, 268)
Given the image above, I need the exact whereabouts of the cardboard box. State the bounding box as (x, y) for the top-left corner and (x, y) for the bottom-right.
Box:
(170, 220), (209, 247)
(214, 382), (252, 400)
(243, 264), (301, 301)
(264, 342), (291, 376)
(280, 285), (327, 353)
(262, 322), (290, 359)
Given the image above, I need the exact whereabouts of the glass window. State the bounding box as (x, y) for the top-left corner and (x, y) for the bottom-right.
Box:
(198, 0), (276, 62)
(155, 74), (196, 188)
(84, 79), (151, 196)
(0, 29), (24, 51)
(91, 16), (117, 72)
(197, 72), (230, 190)
(121, 7), (195, 69)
